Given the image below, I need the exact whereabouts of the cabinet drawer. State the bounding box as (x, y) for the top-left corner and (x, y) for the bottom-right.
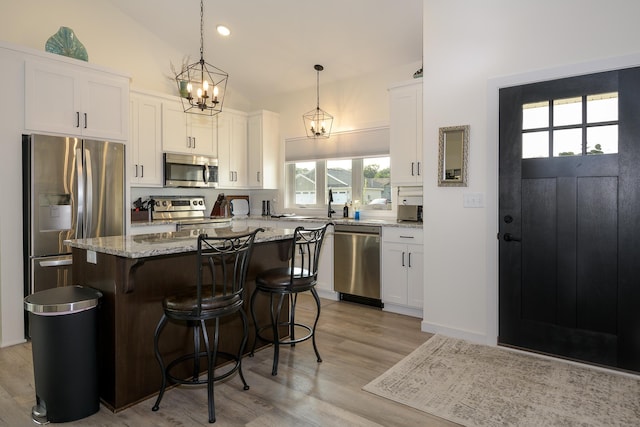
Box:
(383, 227), (423, 244)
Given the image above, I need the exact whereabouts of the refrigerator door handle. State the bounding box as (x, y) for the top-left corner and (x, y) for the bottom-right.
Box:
(39, 257), (73, 267)
(84, 148), (93, 236)
(76, 147), (84, 237)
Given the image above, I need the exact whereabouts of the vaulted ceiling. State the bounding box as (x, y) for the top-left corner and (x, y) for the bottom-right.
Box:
(106, 0), (423, 100)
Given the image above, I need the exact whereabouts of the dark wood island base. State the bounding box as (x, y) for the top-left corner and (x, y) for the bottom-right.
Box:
(71, 238), (292, 412)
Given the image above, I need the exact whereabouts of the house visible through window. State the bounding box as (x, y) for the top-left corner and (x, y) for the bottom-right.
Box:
(286, 156), (391, 210)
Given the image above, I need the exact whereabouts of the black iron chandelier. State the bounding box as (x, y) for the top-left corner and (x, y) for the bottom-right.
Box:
(176, 0), (228, 116)
(302, 64), (333, 139)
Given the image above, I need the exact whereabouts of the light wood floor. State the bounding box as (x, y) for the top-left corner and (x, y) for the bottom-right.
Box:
(0, 295), (459, 426)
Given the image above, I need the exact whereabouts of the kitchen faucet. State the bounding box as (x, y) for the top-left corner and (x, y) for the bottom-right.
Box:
(328, 188), (335, 218)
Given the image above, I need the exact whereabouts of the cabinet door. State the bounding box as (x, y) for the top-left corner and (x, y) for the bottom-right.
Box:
(248, 111), (279, 189)
(162, 100), (189, 153)
(25, 59), (81, 135)
(25, 59), (128, 140)
(390, 82), (422, 186)
(382, 242), (408, 304)
(218, 111), (247, 187)
(406, 244), (424, 308)
(231, 113), (248, 186)
(316, 229), (334, 293)
(190, 114), (217, 156)
(217, 113), (233, 187)
(82, 72), (129, 141)
(131, 94), (162, 186)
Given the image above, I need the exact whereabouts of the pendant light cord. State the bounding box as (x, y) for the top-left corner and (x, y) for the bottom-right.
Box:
(199, 0), (204, 61)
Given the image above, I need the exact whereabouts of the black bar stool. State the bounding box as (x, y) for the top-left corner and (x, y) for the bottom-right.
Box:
(152, 228), (263, 423)
(250, 223), (332, 375)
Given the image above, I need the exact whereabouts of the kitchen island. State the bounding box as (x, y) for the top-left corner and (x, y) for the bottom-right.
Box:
(67, 224), (298, 412)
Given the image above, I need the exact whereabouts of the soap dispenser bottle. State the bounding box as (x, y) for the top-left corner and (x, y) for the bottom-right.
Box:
(343, 203), (349, 218)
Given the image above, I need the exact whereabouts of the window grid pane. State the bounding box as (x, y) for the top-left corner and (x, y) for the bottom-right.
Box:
(553, 128), (582, 157)
(523, 101), (549, 130)
(587, 125), (618, 154)
(553, 97), (582, 126)
(295, 162), (316, 205)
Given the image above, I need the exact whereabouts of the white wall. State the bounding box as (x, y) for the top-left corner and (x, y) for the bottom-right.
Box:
(422, 0), (640, 343)
(254, 61), (422, 139)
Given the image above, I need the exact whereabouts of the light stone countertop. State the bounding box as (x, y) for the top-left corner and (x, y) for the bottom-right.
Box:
(131, 215), (423, 229)
(66, 225), (298, 259)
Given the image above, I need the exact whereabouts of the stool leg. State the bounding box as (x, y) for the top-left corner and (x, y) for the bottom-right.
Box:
(271, 293), (286, 376)
(249, 288), (259, 357)
(193, 321), (202, 381)
(310, 288), (323, 363)
(238, 309), (250, 390)
(289, 293), (296, 346)
(203, 319), (216, 423)
(152, 314), (168, 412)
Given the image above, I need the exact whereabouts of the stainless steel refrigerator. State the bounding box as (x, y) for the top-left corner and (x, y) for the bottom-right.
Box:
(23, 134), (125, 296)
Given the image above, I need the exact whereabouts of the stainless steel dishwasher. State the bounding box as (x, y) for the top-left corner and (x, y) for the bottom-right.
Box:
(333, 224), (383, 307)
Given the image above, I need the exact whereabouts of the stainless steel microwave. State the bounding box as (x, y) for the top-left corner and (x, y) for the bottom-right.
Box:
(163, 153), (218, 188)
(397, 205), (423, 222)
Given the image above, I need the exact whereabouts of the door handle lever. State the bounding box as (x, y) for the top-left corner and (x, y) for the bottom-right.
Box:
(503, 233), (521, 242)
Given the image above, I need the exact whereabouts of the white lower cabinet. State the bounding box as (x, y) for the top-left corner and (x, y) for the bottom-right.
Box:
(382, 227), (423, 317)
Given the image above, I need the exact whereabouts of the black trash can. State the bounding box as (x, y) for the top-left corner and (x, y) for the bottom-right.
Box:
(24, 285), (102, 424)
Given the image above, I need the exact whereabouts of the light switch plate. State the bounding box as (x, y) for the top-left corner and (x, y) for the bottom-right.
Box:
(87, 250), (97, 264)
(463, 192), (484, 208)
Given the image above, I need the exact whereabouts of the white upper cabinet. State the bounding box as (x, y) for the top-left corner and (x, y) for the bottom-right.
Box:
(389, 80), (423, 186)
(161, 99), (217, 156)
(25, 58), (129, 141)
(217, 109), (248, 188)
(130, 92), (162, 186)
(248, 110), (280, 189)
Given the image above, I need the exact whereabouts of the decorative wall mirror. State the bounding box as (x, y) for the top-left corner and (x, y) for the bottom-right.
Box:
(438, 125), (469, 187)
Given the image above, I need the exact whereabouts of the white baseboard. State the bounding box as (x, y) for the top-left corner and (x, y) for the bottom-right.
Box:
(316, 289), (339, 301)
(383, 303), (422, 318)
(421, 320), (488, 345)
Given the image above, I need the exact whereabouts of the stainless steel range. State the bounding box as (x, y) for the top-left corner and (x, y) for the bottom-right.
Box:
(151, 196), (231, 230)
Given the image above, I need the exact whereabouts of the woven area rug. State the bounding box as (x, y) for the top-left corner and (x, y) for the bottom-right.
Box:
(363, 334), (640, 426)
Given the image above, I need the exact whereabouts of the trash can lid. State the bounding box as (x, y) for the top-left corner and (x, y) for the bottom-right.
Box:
(24, 286), (102, 316)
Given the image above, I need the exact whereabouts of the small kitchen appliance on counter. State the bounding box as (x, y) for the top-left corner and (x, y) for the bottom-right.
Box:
(397, 205), (423, 222)
(151, 196), (231, 230)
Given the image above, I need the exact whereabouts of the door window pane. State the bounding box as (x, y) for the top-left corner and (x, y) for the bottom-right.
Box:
(587, 125), (618, 154)
(523, 101), (549, 129)
(587, 92), (618, 123)
(522, 131), (549, 158)
(295, 162), (316, 204)
(553, 97), (582, 126)
(553, 129), (582, 156)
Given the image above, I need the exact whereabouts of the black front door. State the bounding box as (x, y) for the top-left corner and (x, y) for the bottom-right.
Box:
(498, 67), (640, 372)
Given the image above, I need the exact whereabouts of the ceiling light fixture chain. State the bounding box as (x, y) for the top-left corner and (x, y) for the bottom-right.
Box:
(302, 64), (333, 139)
(175, 0), (228, 117)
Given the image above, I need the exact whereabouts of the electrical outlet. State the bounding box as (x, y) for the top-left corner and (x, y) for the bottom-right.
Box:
(463, 193), (484, 208)
(87, 250), (97, 264)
